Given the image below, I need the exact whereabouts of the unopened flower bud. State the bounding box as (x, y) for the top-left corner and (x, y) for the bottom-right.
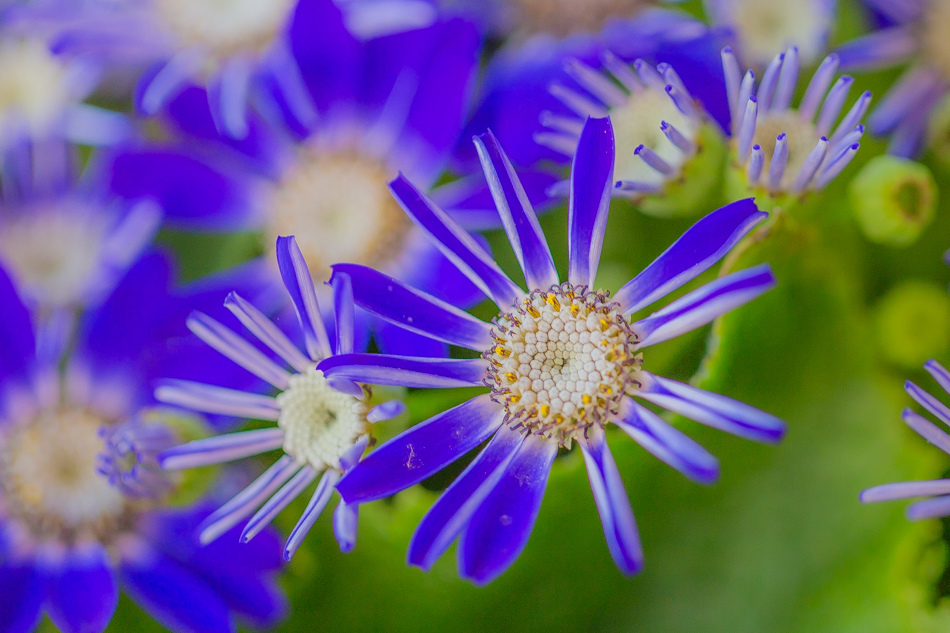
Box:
(849, 156), (937, 247)
(873, 281), (950, 369)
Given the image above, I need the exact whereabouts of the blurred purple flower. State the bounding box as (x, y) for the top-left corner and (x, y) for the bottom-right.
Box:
(158, 236), (406, 560)
(0, 254), (287, 633)
(862, 360), (950, 520)
(323, 116), (785, 584)
(836, 0), (948, 156)
(723, 46), (870, 195)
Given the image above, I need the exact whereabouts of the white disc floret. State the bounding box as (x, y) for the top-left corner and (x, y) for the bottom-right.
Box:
(276, 366), (369, 471)
(485, 284), (642, 447)
(0, 39), (73, 140)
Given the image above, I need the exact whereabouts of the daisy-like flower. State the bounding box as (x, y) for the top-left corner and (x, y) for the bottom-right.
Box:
(0, 33), (126, 148)
(321, 116), (785, 584)
(835, 0), (950, 156)
(862, 361), (950, 520)
(108, 1), (543, 357)
(704, 0), (836, 68)
(722, 46), (871, 202)
(0, 253), (287, 633)
(157, 236), (406, 559)
(0, 139), (160, 323)
(540, 53), (725, 216)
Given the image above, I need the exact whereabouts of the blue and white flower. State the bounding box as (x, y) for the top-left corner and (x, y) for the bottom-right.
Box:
(318, 116), (785, 584)
(157, 236), (406, 560)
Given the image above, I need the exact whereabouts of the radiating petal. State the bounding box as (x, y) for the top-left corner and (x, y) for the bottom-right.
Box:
(458, 433), (557, 585)
(319, 353), (488, 388)
(336, 394), (503, 503)
(332, 270), (355, 356)
(158, 428), (286, 470)
(284, 469), (340, 561)
(613, 199), (766, 315)
(0, 561), (43, 633)
(333, 499), (360, 553)
(45, 544), (118, 633)
(567, 117), (614, 288)
(275, 236), (332, 360)
(861, 479), (950, 503)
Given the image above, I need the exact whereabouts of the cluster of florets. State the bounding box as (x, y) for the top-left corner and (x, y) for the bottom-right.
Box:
(485, 283), (642, 447)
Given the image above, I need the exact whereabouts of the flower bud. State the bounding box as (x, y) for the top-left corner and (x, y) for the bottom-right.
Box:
(873, 281), (950, 369)
(849, 156), (937, 247)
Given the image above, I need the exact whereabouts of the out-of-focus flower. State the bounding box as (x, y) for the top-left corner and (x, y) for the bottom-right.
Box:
(704, 0), (836, 68)
(320, 117), (785, 584)
(0, 34), (127, 148)
(158, 236), (406, 560)
(0, 139), (160, 321)
(107, 0), (552, 357)
(722, 46), (870, 203)
(836, 0), (950, 156)
(849, 155), (937, 247)
(0, 255), (287, 633)
(862, 361), (950, 520)
(540, 54), (725, 216)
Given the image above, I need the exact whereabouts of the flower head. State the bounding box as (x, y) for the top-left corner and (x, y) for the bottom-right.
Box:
(541, 53), (725, 216)
(723, 46), (871, 199)
(157, 236), (406, 559)
(861, 360), (950, 521)
(322, 116), (785, 584)
(836, 0), (950, 156)
(0, 254), (287, 633)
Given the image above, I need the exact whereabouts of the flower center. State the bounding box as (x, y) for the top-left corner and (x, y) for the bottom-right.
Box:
(511, 0), (652, 38)
(276, 366), (369, 471)
(748, 111), (819, 190)
(923, 0), (950, 82)
(0, 203), (108, 308)
(0, 39), (72, 139)
(485, 284), (642, 447)
(0, 407), (132, 544)
(727, 0), (827, 65)
(265, 150), (412, 283)
(611, 88), (694, 184)
(156, 0), (295, 62)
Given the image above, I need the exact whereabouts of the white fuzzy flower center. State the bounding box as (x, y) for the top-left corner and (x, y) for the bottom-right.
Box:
(266, 150), (412, 282)
(512, 0), (652, 37)
(748, 111), (820, 190)
(923, 0), (950, 82)
(728, 0), (827, 65)
(0, 40), (72, 139)
(276, 366), (368, 470)
(156, 0), (295, 61)
(611, 88), (694, 184)
(486, 284), (642, 447)
(0, 204), (107, 308)
(0, 407), (129, 543)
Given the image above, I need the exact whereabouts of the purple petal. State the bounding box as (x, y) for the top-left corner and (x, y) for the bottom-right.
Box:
(567, 116), (615, 288)
(373, 318), (449, 358)
(613, 199), (766, 315)
(330, 264), (492, 351)
(0, 561), (43, 633)
(319, 353), (488, 388)
(332, 270), (355, 356)
(905, 381), (950, 427)
(0, 263), (36, 403)
(158, 428), (286, 471)
(925, 360), (950, 396)
(45, 544), (118, 633)
(861, 479), (950, 503)
(367, 400), (407, 423)
(636, 372), (785, 443)
(634, 264), (776, 347)
(435, 169), (560, 232)
(408, 425), (525, 570)
(120, 546), (233, 633)
(907, 495), (950, 520)
(224, 292), (310, 373)
(187, 311), (292, 389)
(389, 174), (522, 308)
(615, 399), (719, 484)
(903, 409), (950, 455)
(835, 27), (916, 70)
(275, 236), (332, 360)
(336, 394), (503, 503)
(580, 427), (644, 575)
(284, 469), (340, 561)
(241, 466), (319, 543)
(473, 130), (559, 290)
(458, 433), (557, 585)
(333, 499), (360, 553)
(155, 379), (280, 421)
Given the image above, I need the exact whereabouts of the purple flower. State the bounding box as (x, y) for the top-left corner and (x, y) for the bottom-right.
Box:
(0, 254), (287, 633)
(540, 54), (724, 212)
(835, 0), (948, 156)
(0, 139), (160, 321)
(704, 0), (836, 68)
(723, 46), (870, 196)
(157, 236), (406, 560)
(862, 360), (950, 520)
(107, 1), (555, 357)
(325, 116), (785, 584)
